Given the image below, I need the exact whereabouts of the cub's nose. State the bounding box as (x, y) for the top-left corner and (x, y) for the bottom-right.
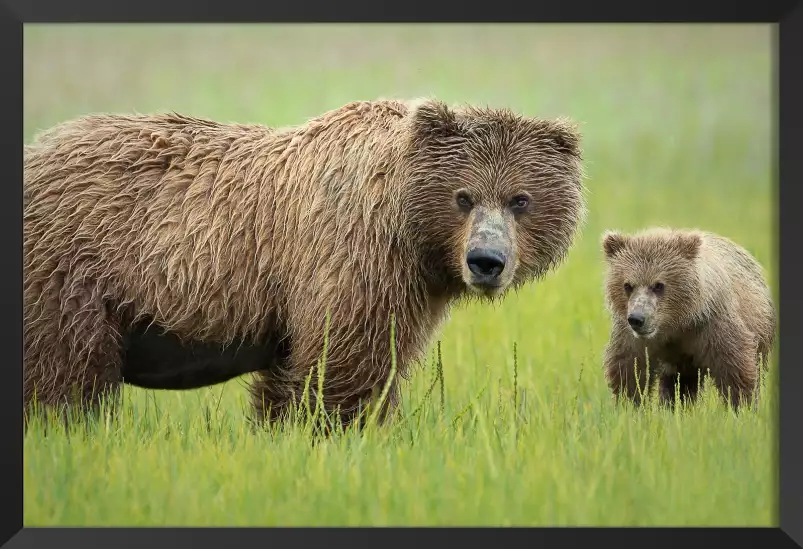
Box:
(466, 248), (506, 280)
(627, 312), (646, 329)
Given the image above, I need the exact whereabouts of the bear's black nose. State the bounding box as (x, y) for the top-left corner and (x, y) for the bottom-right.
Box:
(627, 312), (646, 328)
(466, 248), (506, 280)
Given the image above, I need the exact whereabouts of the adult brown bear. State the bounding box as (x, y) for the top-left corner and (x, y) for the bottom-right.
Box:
(23, 98), (586, 428)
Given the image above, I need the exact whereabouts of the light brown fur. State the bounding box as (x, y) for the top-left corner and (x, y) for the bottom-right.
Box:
(24, 98), (586, 427)
(601, 227), (776, 410)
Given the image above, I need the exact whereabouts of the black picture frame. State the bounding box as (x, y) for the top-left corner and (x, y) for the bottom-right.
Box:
(5, 1), (801, 546)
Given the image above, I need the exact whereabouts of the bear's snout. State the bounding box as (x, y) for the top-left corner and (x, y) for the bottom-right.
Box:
(466, 248), (506, 284)
(627, 312), (646, 329)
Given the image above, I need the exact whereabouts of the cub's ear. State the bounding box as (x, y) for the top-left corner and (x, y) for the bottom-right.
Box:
(407, 98), (459, 140)
(675, 232), (702, 260)
(602, 230), (628, 259)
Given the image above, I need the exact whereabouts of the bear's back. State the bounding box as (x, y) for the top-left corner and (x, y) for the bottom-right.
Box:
(698, 232), (775, 350)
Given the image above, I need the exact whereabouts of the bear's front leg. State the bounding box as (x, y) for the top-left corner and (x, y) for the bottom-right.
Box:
(656, 356), (704, 409)
(657, 370), (678, 408)
(354, 378), (401, 429)
(250, 364), (401, 433)
(603, 323), (651, 406)
(250, 292), (410, 432)
(701, 321), (759, 411)
(248, 318), (403, 433)
(659, 370), (705, 409)
(248, 367), (296, 426)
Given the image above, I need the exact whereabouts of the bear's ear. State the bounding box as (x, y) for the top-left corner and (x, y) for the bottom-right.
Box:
(675, 232), (702, 260)
(541, 117), (583, 158)
(602, 230), (628, 259)
(407, 98), (459, 140)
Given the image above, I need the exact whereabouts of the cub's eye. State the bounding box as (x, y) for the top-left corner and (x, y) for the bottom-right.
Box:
(623, 283), (633, 294)
(455, 190), (473, 210)
(510, 194), (530, 212)
(652, 282), (665, 293)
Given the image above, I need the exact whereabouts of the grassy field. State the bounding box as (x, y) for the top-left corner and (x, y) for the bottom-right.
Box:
(22, 23), (777, 526)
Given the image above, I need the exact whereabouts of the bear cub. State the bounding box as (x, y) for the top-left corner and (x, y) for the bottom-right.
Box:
(601, 227), (775, 410)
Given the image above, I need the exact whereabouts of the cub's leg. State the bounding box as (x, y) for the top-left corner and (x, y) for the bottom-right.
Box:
(658, 369), (703, 408)
(603, 323), (652, 406)
(701, 321), (759, 411)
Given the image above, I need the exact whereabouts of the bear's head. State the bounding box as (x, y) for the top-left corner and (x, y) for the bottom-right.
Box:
(601, 228), (704, 341)
(402, 99), (586, 299)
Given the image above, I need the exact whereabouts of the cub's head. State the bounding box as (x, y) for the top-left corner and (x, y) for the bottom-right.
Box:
(402, 99), (586, 299)
(601, 228), (704, 340)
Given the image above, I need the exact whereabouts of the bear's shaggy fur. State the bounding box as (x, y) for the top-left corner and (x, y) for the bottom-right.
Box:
(601, 227), (775, 410)
(24, 98), (586, 427)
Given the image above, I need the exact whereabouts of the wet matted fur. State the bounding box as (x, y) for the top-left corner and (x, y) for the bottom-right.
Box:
(23, 98), (587, 427)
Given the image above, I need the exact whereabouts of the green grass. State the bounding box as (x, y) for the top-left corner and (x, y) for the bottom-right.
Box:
(23, 23), (777, 527)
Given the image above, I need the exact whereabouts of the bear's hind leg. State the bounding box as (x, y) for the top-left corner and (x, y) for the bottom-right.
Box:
(24, 274), (123, 427)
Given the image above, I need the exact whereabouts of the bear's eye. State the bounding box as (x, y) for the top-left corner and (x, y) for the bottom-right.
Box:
(509, 194), (531, 212)
(455, 190), (473, 210)
(623, 283), (633, 294)
(652, 282), (665, 293)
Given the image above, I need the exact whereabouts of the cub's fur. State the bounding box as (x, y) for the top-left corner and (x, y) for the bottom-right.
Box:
(601, 227), (775, 409)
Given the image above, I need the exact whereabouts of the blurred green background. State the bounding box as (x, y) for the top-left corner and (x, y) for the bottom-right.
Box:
(23, 24), (776, 527)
